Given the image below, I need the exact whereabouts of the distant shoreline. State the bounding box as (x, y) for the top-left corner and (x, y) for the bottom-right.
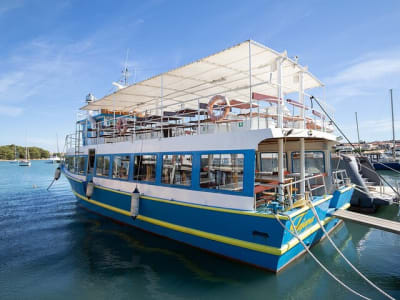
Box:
(0, 158), (58, 161)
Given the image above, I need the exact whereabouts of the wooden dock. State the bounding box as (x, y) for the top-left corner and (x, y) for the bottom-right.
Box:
(333, 209), (400, 234)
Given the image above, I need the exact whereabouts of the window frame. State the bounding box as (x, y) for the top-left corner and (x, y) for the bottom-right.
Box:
(161, 153), (193, 188)
(111, 154), (131, 181)
(95, 155), (111, 178)
(133, 153), (158, 183)
(199, 152), (245, 193)
(291, 151), (326, 174)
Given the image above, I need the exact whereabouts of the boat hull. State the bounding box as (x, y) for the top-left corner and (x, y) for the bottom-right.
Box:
(64, 171), (353, 272)
(373, 162), (400, 170)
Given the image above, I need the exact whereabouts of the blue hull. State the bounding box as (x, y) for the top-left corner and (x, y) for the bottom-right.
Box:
(373, 162), (400, 170)
(64, 172), (353, 272)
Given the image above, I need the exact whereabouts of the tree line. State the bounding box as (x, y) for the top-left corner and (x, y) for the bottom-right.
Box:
(0, 144), (50, 160)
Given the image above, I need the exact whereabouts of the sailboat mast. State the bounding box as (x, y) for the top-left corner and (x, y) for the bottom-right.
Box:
(390, 89), (395, 159)
(355, 112), (361, 153)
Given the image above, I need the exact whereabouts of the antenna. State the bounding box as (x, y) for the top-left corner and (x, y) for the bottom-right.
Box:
(122, 48), (130, 86)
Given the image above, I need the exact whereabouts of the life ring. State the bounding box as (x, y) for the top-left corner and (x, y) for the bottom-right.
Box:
(116, 118), (128, 135)
(208, 95), (230, 122)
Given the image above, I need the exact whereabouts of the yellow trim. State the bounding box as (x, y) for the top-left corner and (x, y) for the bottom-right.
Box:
(136, 215), (283, 255)
(72, 189), (351, 256)
(73, 191), (131, 216)
(93, 183), (288, 220)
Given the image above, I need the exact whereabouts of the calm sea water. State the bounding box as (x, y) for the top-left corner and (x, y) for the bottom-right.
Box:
(0, 161), (399, 300)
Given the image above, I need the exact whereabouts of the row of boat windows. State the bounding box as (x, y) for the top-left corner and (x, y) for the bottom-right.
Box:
(65, 153), (244, 192)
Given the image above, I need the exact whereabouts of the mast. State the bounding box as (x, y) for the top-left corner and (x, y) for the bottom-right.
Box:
(355, 112), (361, 153)
(390, 89), (396, 159)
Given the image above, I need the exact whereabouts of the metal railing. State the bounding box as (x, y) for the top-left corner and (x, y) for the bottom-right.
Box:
(280, 174), (328, 209)
(65, 95), (335, 153)
(332, 169), (348, 189)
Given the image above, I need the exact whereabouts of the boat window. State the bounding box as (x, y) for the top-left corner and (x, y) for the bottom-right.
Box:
(259, 152), (287, 173)
(67, 156), (75, 173)
(162, 154), (192, 186)
(200, 153), (244, 192)
(95, 155), (110, 177)
(77, 156), (86, 175)
(292, 151), (325, 174)
(134, 155), (157, 182)
(112, 155), (130, 180)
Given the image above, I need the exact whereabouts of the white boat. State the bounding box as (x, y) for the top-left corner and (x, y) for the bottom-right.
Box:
(61, 40), (354, 272)
(10, 145), (18, 164)
(19, 146), (31, 167)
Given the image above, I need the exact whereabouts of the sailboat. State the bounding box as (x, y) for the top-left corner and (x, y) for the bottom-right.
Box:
(9, 145), (18, 164)
(19, 146), (31, 167)
(368, 89), (400, 170)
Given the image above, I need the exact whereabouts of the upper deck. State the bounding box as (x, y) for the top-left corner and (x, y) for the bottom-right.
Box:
(66, 40), (335, 151)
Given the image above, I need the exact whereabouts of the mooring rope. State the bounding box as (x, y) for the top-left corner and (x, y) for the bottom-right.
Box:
(274, 215), (370, 299)
(306, 200), (395, 299)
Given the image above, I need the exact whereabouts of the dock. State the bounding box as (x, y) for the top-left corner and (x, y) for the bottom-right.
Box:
(333, 209), (400, 234)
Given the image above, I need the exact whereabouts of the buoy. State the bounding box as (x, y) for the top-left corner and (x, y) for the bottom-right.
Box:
(54, 167), (61, 181)
(47, 167), (62, 191)
(208, 95), (230, 122)
(86, 181), (94, 199)
(131, 187), (140, 219)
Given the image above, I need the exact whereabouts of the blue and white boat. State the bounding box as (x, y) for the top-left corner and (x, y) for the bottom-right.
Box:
(61, 40), (354, 272)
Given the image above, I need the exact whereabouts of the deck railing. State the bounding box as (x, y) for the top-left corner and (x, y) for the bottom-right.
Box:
(66, 93), (335, 152)
(279, 174), (328, 209)
(332, 169), (349, 189)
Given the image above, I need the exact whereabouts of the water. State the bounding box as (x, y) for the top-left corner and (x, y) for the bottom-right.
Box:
(0, 161), (399, 299)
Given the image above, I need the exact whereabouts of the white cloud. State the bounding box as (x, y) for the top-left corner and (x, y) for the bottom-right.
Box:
(324, 48), (400, 103)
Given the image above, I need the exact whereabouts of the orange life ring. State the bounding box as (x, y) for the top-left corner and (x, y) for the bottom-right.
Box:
(116, 118), (128, 135)
(208, 95), (230, 122)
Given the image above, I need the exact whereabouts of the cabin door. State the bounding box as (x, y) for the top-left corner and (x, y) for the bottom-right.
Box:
(87, 149), (95, 181)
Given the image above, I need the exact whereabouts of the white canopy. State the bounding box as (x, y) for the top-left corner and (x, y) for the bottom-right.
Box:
(81, 40), (323, 113)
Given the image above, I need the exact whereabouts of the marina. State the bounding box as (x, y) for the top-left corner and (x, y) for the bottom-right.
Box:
(1, 1), (400, 299)
(0, 161), (399, 299)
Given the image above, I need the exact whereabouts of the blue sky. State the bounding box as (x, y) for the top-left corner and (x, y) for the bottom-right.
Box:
(1, 0), (400, 151)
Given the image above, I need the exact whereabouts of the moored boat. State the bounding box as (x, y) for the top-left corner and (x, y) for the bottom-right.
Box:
(61, 40), (354, 272)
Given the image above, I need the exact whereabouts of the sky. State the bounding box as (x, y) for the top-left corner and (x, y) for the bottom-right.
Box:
(0, 0), (400, 152)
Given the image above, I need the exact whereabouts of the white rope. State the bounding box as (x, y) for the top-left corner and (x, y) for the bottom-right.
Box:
(275, 215), (370, 300)
(306, 200), (395, 299)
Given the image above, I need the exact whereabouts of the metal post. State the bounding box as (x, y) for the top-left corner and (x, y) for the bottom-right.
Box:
(161, 75), (164, 138)
(300, 137), (305, 196)
(197, 98), (201, 134)
(278, 138), (285, 204)
(355, 112), (361, 153)
(390, 89), (396, 159)
(277, 57), (283, 128)
(299, 71), (305, 129)
(248, 40), (253, 129)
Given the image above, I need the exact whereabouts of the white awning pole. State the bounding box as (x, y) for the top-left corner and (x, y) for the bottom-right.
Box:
(277, 57), (283, 129)
(160, 74), (163, 137)
(299, 71), (305, 129)
(248, 40), (253, 129)
(300, 138), (305, 196)
(278, 138), (285, 204)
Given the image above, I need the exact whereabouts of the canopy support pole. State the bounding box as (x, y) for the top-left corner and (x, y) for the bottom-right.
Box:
(300, 138), (305, 196)
(248, 40), (253, 129)
(278, 138), (285, 205)
(277, 57), (283, 129)
(299, 71), (305, 129)
(160, 74), (163, 137)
